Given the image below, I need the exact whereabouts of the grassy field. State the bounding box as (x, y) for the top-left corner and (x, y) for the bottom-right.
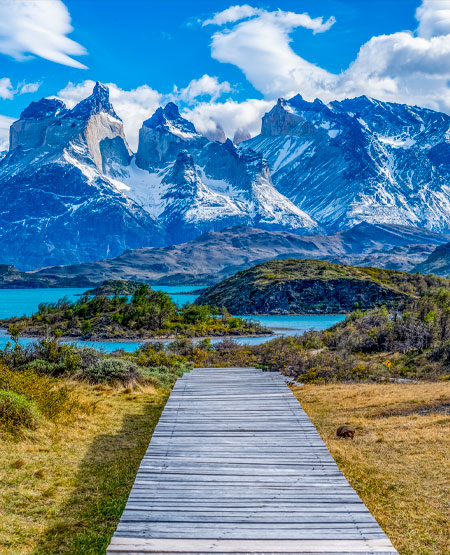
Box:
(292, 382), (450, 555)
(0, 381), (167, 555)
(2, 373), (449, 555)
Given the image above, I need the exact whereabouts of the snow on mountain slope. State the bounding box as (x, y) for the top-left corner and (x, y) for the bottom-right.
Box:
(109, 108), (320, 240)
(0, 83), (164, 270)
(5, 82), (450, 270)
(246, 94), (450, 233)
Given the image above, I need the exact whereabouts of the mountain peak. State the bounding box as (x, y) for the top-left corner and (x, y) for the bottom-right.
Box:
(162, 150), (200, 192)
(20, 97), (67, 120)
(164, 102), (181, 120)
(174, 149), (195, 170)
(70, 82), (119, 119)
(143, 103), (197, 135)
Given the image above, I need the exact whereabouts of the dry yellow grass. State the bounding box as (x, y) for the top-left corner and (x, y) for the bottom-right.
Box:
(291, 382), (450, 555)
(0, 382), (167, 555)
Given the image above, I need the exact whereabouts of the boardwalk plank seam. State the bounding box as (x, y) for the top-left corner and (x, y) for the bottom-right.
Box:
(107, 368), (398, 554)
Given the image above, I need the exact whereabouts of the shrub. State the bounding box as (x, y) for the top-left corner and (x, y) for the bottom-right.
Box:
(0, 365), (78, 420)
(140, 363), (190, 389)
(0, 390), (40, 432)
(82, 357), (140, 384)
(25, 359), (66, 376)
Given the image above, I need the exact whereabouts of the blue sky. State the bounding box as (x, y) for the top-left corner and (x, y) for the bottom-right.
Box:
(1, 0), (449, 149)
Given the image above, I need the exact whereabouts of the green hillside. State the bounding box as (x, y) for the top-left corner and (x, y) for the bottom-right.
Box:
(195, 259), (448, 314)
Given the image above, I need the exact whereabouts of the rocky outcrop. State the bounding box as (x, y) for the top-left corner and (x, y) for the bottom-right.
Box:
(9, 98), (67, 150)
(135, 102), (207, 170)
(0, 82), (163, 270)
(195, 259), (414, 314)
(248, 93), (450, 232)
(197, 277), (408, 314)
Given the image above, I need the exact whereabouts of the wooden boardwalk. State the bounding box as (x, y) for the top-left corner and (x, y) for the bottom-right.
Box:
(107, 368), (398, 554)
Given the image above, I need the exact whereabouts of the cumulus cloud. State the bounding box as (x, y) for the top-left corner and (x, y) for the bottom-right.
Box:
(182, 98), (271, 139)
(205, 1), (450, 116)
(416, 0), (450, 38)
(0, 78), (14, 100)
(0, 114), (14, 150)
(174, 74), (231, 103)
(0, 0), (87, 68)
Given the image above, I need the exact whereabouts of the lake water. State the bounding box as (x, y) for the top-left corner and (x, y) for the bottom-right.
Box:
(0, 287), (345, 352)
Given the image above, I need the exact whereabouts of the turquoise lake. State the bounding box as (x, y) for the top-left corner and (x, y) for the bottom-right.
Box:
(0, 287), (345, 352)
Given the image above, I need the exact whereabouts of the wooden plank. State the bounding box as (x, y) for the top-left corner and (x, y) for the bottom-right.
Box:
(106, 368), (398, 554)
(108, 537), (398, 553)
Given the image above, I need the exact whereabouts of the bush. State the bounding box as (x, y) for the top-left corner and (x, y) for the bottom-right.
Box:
(25, 358), (66, 376)
(0, 390), (40, 432)
(82, 357), (140, 384)
(140, 363), (190, 389)
(0, 365), (78, 420)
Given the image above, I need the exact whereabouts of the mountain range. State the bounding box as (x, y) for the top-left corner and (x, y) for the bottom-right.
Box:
(1, 223), (448, 288)
(2, 82), (450, 270)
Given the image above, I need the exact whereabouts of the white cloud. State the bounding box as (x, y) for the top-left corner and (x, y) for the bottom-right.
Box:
(203, 1), (450, 117)
(203, 5), (260, 26)
(204, 5), (335, 34)
(416, 0), (450, 38)
(19, 81), (41, 94)
(0, 114), (14, 150)
(0, 0), (87, 69)
(182, 98), (271, 139)
(0, 78), (14, 99)
(0, 78), (41, 99)
(175, 74), (231, 103)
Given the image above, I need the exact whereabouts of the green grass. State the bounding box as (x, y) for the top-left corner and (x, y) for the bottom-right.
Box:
(0, 381), (167, 554)
(208, 258), (449, 293)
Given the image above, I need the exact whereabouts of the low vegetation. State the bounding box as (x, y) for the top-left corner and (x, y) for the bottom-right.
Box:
(0, 333), (184, 553)
(83, 279), (149, 297)
(176, 286), (450, 382)
(0, 284), (268, 340)
(195, 259), (449, 314)
(0, 379), (167, 554)
(293, 383), (450, 555)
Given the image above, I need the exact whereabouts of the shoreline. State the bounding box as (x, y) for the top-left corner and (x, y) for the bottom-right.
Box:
(0, 328), (276, 344)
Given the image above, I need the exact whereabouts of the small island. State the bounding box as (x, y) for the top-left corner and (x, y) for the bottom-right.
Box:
(195, 258), (449, 314)
(0, 284), (270, 340)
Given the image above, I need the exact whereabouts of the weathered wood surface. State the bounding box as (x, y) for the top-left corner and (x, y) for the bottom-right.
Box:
(107, 368), (398, 554)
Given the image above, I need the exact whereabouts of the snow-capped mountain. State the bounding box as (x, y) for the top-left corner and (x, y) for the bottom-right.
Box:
(0, 83), (164, 269)
(110, 102), (319, 243)
(4, 81), (450, 270)
(246, 94), (450, 232)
